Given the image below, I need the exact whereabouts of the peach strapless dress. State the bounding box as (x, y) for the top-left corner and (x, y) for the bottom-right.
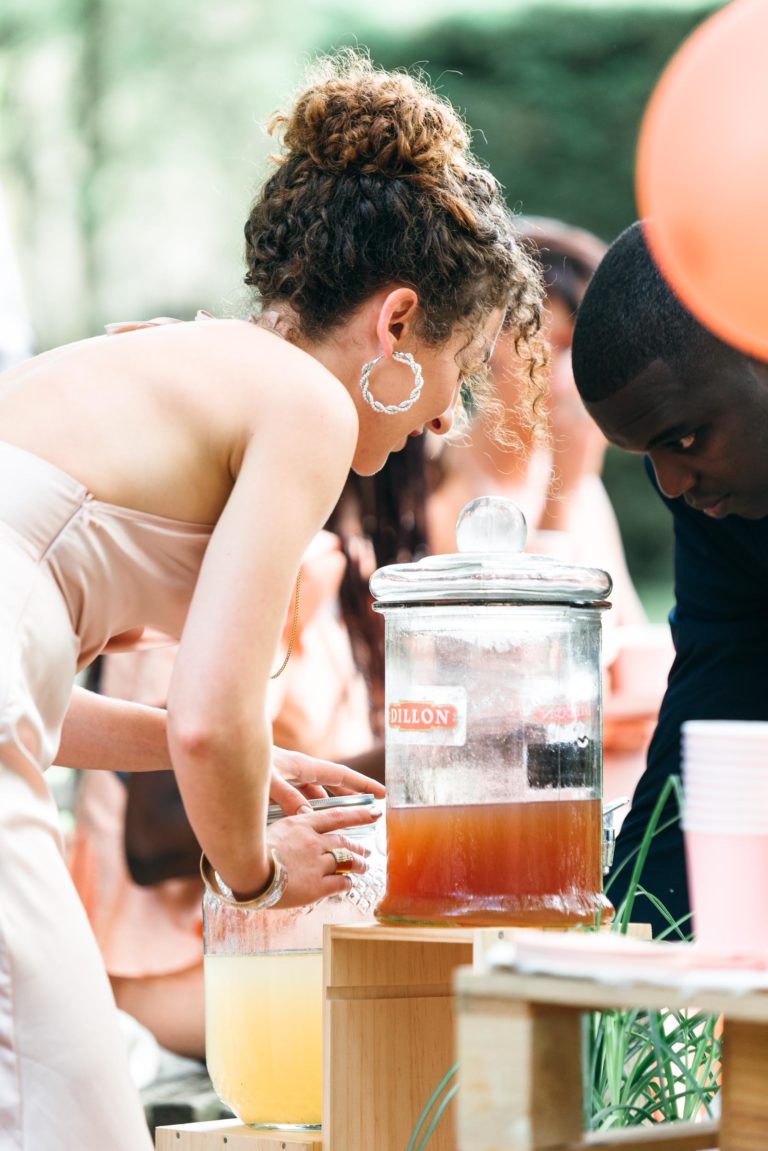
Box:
(0, 441), (211, 1150)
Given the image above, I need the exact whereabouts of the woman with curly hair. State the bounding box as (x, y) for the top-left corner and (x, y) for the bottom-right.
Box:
(0, 50), (544, 1148)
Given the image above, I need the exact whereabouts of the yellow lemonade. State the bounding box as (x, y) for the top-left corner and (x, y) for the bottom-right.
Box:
(204, 950), (323, 1127)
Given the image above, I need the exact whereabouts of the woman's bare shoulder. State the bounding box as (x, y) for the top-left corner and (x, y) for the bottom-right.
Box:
(141, 319), (355, 417)
(175, 321), (360, 504)
(0, 318), (358, 523)
(224, 322), (358, 436)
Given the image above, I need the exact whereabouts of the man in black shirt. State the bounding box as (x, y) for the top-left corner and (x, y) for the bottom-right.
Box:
(571, 221), (768, 934)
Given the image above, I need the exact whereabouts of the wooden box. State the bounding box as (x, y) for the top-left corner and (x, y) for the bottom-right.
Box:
(323, 922), (517, 1151)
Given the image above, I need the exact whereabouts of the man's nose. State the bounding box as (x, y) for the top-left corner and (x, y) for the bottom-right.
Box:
(648, 451), (696, 500)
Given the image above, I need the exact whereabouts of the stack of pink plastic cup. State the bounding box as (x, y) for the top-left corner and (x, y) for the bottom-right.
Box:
(682, 719), (768, 959)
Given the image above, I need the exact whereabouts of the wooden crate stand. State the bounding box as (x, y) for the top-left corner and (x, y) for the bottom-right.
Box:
(454, 963), (768, 1151)
(322, 924), (649, 1151)
(157, 923), (648, 1151)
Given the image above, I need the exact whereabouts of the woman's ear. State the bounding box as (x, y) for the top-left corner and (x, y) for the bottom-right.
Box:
(375, 287), (420, 357)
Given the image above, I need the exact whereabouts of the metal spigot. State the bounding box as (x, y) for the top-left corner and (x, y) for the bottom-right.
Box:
(602, 796), (629, 875)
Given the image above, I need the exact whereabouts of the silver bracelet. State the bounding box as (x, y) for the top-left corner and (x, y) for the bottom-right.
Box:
(200, 847), (288, 909)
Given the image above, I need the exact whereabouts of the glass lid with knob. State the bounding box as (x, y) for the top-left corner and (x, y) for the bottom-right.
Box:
(369, 496), (612, 607)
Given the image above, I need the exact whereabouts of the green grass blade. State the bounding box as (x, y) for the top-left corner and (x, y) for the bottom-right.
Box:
(413, 1083), (459, 1151)
(407, 1063), (459, 1151)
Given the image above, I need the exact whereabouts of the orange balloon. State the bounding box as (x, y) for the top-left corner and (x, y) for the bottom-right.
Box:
(636, 0), (768, 359)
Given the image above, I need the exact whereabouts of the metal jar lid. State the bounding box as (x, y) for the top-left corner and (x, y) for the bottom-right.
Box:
(369, 497), (612, 608)
(266, 792), (377, 824)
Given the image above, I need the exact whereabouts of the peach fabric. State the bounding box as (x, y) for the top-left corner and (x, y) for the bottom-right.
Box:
(0, 440), (211, 1150)
(267, 530), (374, 761)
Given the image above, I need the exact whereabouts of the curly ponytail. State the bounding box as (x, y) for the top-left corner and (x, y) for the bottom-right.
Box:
(244, 49), (546, 434)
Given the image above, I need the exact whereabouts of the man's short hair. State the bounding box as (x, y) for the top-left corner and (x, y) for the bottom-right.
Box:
(571, 220), (733, 403)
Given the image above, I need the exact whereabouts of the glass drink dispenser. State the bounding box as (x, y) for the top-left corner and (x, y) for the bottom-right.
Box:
(371, 497), (614, 928)
(202, 794), (384, 1130)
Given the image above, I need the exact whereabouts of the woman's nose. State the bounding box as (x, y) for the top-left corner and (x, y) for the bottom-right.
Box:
(429, 405), (455, 438)
(649, 451), (696, 500)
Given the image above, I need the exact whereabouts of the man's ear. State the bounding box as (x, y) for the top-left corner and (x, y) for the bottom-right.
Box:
(374, 288), (420, 357)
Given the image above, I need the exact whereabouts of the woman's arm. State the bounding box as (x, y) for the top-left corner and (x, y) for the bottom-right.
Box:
(166, 368), (359, 900)
(57, 686), (171, 772)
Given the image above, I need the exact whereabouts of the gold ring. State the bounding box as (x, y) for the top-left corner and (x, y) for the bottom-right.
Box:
(327, 847), (356, 875)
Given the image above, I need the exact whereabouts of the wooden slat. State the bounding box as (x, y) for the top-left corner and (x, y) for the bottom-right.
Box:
(326, 980), (455, 1000)
(568, 1119), (719, 1149)
(326, 922), (479, 946)
(457, 998), (583, 1150)
(455, 968), (768, 1023)
(155, 1119), (322, 1149)
(324, 925), (474, 994)
(324, 926), (464, 1151)
(720, 1018), (768, 1150)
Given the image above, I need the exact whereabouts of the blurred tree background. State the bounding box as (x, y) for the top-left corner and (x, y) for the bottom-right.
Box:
(0, 0), (722, 616)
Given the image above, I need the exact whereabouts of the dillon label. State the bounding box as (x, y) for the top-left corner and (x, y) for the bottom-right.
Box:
(386, 685), (467, 746)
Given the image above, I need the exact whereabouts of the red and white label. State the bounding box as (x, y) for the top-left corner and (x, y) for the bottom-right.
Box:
(388, 702), (458, 732)
(386, 686), (466, 746)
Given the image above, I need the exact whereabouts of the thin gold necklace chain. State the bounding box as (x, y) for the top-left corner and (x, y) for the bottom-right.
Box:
(269, 572), (302, 680)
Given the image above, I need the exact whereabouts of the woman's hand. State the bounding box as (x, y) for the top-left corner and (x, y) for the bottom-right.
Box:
(269, 745), (386, 814)
(267, 804), (381, 907)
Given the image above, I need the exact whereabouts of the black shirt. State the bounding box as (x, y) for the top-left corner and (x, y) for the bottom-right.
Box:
(607, 458), (768, 934)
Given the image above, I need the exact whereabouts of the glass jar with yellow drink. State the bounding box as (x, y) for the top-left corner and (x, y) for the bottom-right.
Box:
(202, 794), (383, 1131)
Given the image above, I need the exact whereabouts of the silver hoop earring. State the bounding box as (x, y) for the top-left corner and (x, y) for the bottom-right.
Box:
(359, 351), (424, 415)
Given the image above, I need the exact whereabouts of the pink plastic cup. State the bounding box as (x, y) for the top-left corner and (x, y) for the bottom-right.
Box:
(684, 828), (768, 957)
(682, 720), (768, 958)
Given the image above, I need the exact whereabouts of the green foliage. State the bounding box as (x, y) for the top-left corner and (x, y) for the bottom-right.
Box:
(587, 1007), (719, 1128)
(338, 3), (720, 243)
(407, 1062), (458, 1151)
(0, 0), (350, 346)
